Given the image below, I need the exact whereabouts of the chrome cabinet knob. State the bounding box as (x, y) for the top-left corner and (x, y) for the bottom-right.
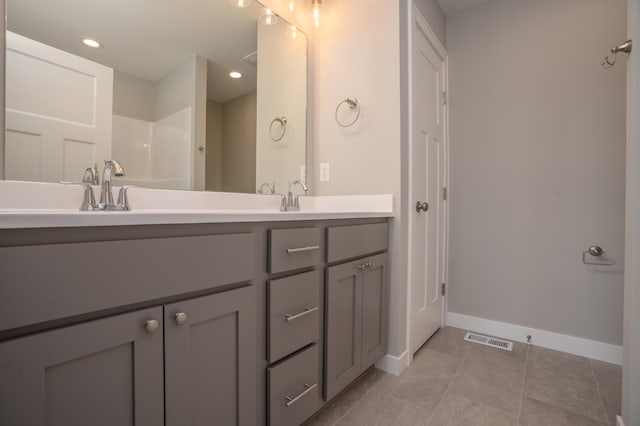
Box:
(145, 319), (160, 334)
(416, 201), (429, 213)
(175, 312), (188, 326)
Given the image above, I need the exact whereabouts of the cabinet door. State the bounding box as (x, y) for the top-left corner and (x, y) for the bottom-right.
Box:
(164, 286), (257, 426)
(0, 307), (164, 426)
(324, 260), (363, 401)
(361, 253), (388, 370)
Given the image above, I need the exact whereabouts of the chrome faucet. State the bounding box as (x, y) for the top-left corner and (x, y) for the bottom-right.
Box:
(61, 160), (135, 211)
(257, 182), (276, 194)
(99, 160), (125, 208)
(281, 180), (308, 211)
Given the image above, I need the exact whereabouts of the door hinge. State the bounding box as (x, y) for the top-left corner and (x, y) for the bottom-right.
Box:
(443, 187), (447, 201)
(441, 91), (447, 105)
(441, 283), (446, 296)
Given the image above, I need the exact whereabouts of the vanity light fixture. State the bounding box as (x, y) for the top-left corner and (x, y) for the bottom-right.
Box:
(312, 0), (322, 27)
(259, 8), (278, 25)
(229, 71), (242, 79)
(230, 0), (251, 8)
(82, 38), (101, 48)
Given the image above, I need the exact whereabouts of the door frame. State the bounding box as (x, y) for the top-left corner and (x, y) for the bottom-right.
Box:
(405, 2), (449, 366)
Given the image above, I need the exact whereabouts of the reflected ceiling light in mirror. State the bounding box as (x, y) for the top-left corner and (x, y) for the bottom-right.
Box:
(259, 8), (277, 25)
(82, 38), (101, 48)
(229, 0), (251, 8)
(287, 25), (298, 40)
(312, 0), (322, 27)
(229, 71), (242, 79)
(285, 0), (299, 12)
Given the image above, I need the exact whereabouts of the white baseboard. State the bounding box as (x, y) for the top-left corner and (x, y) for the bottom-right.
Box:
(616, 415), (624, 426)
(375, 350), (408, 376)
(447, 312), (623, 365)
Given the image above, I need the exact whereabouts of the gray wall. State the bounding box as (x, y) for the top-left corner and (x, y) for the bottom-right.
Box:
(447, 0), (626, 345)
(414, 0), (446, 46)
(0, 0), (5, 179)
(112, 71), (155, 122)
(623, 0), (640, 422)
(205, 100), (223, 191)
(222, 91), (256, 193)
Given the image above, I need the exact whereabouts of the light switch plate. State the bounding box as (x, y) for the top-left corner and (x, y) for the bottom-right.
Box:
(320, 162), (330, 182)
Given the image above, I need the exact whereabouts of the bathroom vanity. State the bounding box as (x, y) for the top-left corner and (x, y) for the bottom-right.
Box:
(0, 185), (392, 426)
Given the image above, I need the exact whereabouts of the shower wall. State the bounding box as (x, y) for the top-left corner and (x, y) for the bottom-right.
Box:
(112, 108), (192, 189)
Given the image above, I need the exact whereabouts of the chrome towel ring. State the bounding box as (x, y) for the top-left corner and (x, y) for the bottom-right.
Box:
(335, 97), (360, 128)
(602, 39), (632, 69)
(270, 116), (287, 141)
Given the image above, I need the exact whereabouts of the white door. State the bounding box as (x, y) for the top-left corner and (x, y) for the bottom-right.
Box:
(5, 31), (113, 183)
(409, 7), (448, 355)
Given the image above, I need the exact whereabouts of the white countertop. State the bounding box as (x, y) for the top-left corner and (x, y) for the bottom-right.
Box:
(0, 181), (393, 229)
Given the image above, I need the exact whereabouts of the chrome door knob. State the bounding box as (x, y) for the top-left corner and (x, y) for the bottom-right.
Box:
(145, 319), (160, 334)
(175, 312), (188, 326)
(416, 201), (429, 213)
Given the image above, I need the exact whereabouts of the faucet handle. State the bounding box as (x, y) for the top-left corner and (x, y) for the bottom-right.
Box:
(82, 165), (99, 185)
(117, 185), (141, 211)
(59, 180), (98, 210)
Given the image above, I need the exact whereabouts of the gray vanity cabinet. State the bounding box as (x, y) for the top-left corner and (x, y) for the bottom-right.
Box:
(0, 306), (165, 426)
(324, 259), (363, 400)
(164, 286), (257, 426)
(324, 222), (389, 401)
(324, 253), (388, 400)
(360, 253), (388, 370)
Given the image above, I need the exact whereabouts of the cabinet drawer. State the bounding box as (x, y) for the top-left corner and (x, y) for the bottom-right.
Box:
(326, 222), (388, 263)
(0, 233), (255, 332)
(267, 345), (320, 426)
(268, 227), (322, 273)
(268, 270), (320, 362)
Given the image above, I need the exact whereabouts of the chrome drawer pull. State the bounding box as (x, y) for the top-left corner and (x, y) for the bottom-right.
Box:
(285, 306), (319, 322)
(285, 382), (318, 407)
(286, 245), (320, 254)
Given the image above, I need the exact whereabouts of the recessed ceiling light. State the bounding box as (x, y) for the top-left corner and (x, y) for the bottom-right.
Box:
(82, 38), (101, 48)
(229, 71), (242, 79)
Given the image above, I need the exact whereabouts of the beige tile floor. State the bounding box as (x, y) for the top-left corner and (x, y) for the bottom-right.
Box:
(306, 327), (622, 426)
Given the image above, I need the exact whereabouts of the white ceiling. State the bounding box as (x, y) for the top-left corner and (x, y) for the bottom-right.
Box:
(6, 0), (292, 103)
(436, 0), (492, 17)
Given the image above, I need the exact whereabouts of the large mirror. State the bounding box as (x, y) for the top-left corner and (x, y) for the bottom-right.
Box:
(4, 0), (307, 194)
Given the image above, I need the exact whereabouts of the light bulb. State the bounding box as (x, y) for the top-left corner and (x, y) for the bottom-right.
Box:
(289, 1), (295, 11)
(260, 8), (278, 25)
(230, 0), (251, 8)
(312, 0), (322, 27)
(287, 25), (298, 39)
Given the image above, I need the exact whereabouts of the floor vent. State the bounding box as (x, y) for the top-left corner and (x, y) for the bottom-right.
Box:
(464, 332), (513, 351)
